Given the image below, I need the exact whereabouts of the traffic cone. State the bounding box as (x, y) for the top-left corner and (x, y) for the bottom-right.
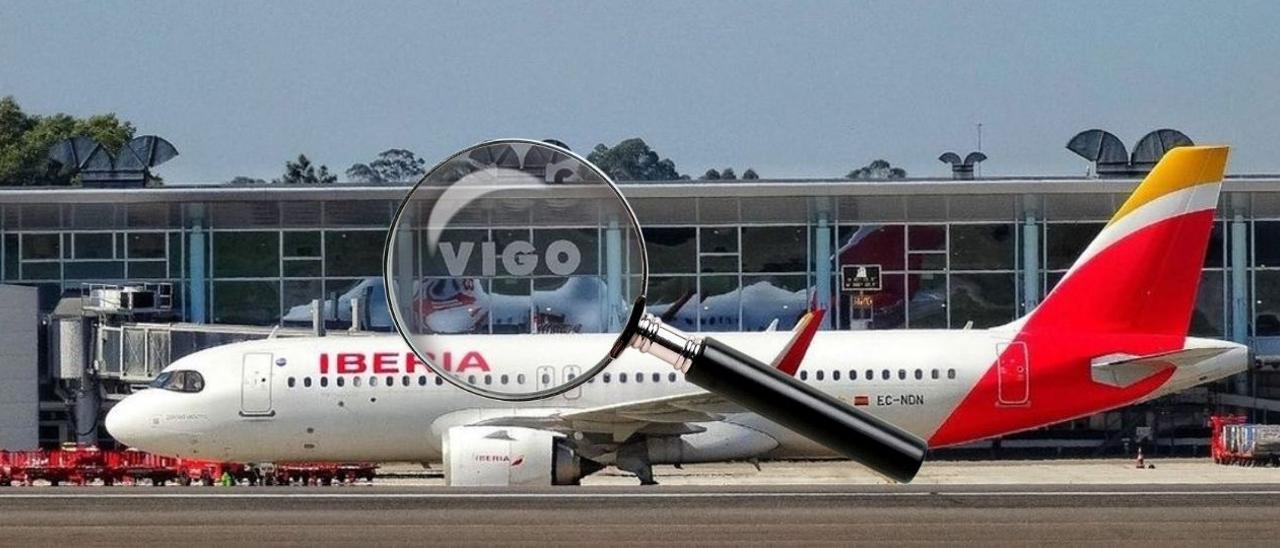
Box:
(1135, 447), (1145, 469)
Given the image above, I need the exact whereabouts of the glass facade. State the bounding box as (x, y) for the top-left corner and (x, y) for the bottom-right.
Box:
(0, 183), (1276, 348)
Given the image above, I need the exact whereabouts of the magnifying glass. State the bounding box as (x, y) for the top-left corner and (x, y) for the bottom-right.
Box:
(384, 138), (926, 483)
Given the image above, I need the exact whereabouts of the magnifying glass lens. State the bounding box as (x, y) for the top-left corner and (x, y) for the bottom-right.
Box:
(385, 140), (646, 400)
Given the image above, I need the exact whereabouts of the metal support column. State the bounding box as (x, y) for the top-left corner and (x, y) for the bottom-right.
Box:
(1231, 213), (1250, 396)
(188, 206), (208, 324)
(605, 223), (623, 332)
(814, 212), (832, 328)
(1022, 212), (1041, 315)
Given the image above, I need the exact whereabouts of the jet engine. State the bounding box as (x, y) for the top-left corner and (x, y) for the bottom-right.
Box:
(442, 426), (596, 486)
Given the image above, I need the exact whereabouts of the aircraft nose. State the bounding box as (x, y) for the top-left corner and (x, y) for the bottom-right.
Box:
(105, 395), (148, 448)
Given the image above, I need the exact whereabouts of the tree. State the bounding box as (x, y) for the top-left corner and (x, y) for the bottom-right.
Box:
(274, 154), (337, 184)
(587, 138), (686, 181)
(0, 96), (137, 186)
(346, 148), (427, 183)
(846, 159), (907, 180)
(742, 168), (759, 179)
(720, 167), (736, 180)
(227, 176), (267, 185)
(700, 168), (721, 180)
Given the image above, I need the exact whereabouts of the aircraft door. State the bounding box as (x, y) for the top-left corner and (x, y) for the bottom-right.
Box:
(536, 366), (556, 393)
(241, 352), (275, 416)
(996, 342), (1029, 406)
(563, 365), (582, 400)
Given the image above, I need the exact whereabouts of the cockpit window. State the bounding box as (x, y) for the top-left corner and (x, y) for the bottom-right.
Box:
(150, 370), (205, 393)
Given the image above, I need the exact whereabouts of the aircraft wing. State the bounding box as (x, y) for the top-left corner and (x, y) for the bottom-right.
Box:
(473, 309), (827, 441)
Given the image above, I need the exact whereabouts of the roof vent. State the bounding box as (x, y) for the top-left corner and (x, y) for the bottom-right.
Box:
(48, 135), (179, 188)
(938, 151), (987, 180)
(1067, 129), (1192, 177)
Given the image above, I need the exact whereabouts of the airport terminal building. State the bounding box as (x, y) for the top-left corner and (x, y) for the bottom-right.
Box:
(3, 172), (1280, 451)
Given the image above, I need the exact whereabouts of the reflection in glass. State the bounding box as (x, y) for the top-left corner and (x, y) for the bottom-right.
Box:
(1254, 270), (1280, 336)
(533, 228), (599, 276)
(642, 227), (697, 273)
(908, 225), (946, 251)
(699, 275), (740, 331)
(1256, 222), (1280, 268)
(949, 224), (1015, 270)
(324, 231), (383, 277)
(906, 272), (947, 328)
(741, 226), (806, 273)
(700, 254), (738, 273)
(642, 276), (699, 331)
(1190, 270), (1225, 337)
(949, 273), (1016, 328)
(843, 273), (906, 330)
(837, 225), (905, 272)
(1045, 223), (1103, 270)
(490, 278), (530, 334)
(214, 231), (278, 277)
(700, 227), (738, 253)
(213, 281), (280, 325)
(741, 275), (807, 330)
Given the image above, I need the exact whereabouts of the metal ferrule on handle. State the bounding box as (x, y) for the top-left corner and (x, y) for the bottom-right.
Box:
(628, 314), (701, 373)
(627, 315), (928, 483)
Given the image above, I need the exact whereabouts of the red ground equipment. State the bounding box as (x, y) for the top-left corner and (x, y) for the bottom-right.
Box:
(1211, 414), (1280, 467)
(0, 447), (376, 486)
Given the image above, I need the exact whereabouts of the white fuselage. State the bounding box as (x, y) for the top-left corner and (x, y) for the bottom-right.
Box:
(104, 329), (1247, 465)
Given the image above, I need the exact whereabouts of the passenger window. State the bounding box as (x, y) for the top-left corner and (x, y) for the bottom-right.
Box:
(914, 369), (923, 380)
(303, 377), (312, 388)
(402, 375), (410, 387)
(484, 374), (493, 385)
(931, 369), (940, 380)
(418, 375), (427, 386)
(634, 372), (643, 383)
(898, 369), (906, 380)
(668, 372), (677, 383)
(833, 370), (841, 381)
(652, 373), (660, 383)
(816, 370), (825, 381)
(320, 377), (329, 388)
(800, 371), (808, 381)
(866, 369), (874, 381)
(619, 373), (628, 384)
(517, 374), (526, 384)
(849, 370), (857, 381)
(603, 373), (612, 383)
(353, 376), (362, 387)
(337, 376), (346, 387)
(500, 374), (509, 385)
(540, 373), (550, 385)
(947, 369), (957, 380)
(467, 375), (477, 384)
(385, 376), (394, 387)
(288, 377), (296, 388)
(881, 370), (890, 380)
(434, 376), (443, 386)
(368, 376), (376, 387)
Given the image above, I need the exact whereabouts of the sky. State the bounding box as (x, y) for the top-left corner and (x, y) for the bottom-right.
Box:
(3, 1), (1278, 182)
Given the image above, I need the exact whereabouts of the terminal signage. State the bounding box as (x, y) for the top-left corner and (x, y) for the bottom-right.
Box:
(841, 264), (882, 292)
(439, 240), (582, 277)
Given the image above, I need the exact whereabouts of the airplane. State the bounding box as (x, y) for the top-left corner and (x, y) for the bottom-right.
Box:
(106, 146), (1248, 485)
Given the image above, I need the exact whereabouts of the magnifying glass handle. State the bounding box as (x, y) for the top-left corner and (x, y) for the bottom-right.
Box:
(629, 314), (927, 483)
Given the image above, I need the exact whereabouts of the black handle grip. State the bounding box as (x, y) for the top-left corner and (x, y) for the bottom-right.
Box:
(685, 337), (927, 483)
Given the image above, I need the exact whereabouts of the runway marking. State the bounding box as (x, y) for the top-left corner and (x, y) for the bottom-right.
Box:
(1, 490), (1278, 500)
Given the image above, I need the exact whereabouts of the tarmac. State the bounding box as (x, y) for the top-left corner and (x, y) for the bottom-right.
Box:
(3, 460), (1279, 546)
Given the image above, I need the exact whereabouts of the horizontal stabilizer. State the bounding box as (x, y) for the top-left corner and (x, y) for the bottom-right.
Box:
(1091, 347), (1231, 388)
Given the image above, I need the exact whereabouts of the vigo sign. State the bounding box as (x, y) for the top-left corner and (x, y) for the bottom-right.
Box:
(439, 240), (582, 277)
